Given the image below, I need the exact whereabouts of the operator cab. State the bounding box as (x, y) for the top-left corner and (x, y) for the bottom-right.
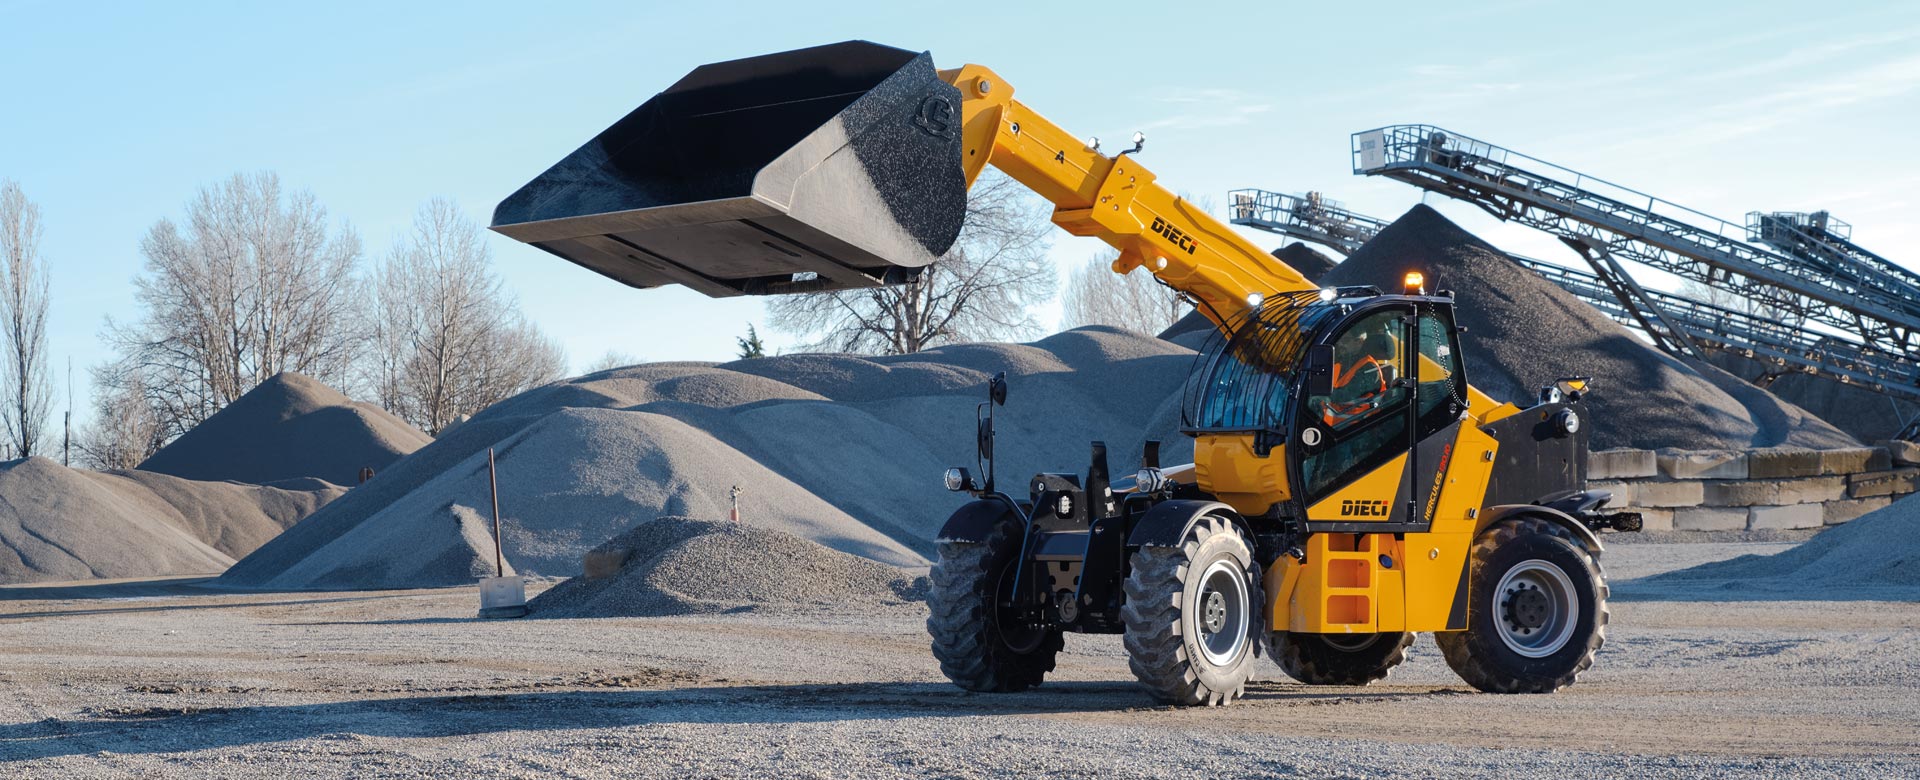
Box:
(1182, 285), (1470, 528)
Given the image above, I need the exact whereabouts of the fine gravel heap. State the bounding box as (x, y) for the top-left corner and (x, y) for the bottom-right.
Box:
(1709, 353), (1914, 443)
(1276, 241), (1338, 282)
(1650, 494), (1920, 596)
(530, 516), (927, 617)
(1317, 205), (1855, 451)
(139, 372), (431, 486)
(221, 328), (1196, 590)
(0, 457), (345, 585)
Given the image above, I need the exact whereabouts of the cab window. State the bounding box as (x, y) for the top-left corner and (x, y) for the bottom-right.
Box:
(1307, 310), (1407, 432)
(1301, 308), (1412, 497)
(1414, 308), (1467, 437)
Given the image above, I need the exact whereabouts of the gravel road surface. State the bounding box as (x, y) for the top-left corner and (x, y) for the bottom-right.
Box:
(1, 541), (1914, 778)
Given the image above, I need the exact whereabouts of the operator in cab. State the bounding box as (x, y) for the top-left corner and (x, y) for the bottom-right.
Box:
(1317, 324), (1397, 428)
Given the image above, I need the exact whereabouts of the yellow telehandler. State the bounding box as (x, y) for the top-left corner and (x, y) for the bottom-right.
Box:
(492, 41), (1639, 705)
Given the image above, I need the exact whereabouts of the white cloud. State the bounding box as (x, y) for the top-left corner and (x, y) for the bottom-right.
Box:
(1139, 88), (1274, 130)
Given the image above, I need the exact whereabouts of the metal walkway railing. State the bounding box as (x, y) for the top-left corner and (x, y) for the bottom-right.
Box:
(1227, 189), (1386, 255)
(1746, 210), (1920, 297)
(1350, 125), (1920, 358)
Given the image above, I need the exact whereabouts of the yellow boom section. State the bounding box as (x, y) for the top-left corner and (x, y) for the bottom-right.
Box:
(940, 65), (1315, 332)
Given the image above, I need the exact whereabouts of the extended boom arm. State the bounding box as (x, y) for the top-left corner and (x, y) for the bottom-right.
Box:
(941, 65), (1314, 330)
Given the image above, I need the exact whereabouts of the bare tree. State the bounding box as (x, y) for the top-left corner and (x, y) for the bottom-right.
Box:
(1678, 279), (1802, 328)
(0, 181), (53, 458)
(1062, 248), (1188, 335)
(766, 172), (1056, 354)
(106, 172), (364, 439)
(370, 199), (565, 435)
(74, 360), (165, 470)
(584, 350), (639, 373)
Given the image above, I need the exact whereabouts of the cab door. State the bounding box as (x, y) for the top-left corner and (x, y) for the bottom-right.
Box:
(1293, 300), (1473, 532)
(1293, 302), (1418, 531)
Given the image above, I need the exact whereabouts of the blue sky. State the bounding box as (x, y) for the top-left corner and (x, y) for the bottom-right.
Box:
(4, 0), (1916, 426)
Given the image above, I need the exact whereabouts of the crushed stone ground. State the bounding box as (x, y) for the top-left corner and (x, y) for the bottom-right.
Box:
(0, 540), (1913, 778)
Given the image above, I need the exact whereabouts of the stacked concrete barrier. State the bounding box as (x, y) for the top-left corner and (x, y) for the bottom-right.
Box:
(1589, 444), (1920, 532)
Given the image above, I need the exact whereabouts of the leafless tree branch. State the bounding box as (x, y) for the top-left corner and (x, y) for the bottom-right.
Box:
(765, 172), (1057, 354)
(0, 180), (54, 458)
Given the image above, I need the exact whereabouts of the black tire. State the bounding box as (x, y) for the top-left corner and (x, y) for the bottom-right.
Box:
(1435, 516), (1608, 693)
(1120, 514), (1263, 706)
(926, 521), (1062, 692)
(1267, 631), (1415, 686)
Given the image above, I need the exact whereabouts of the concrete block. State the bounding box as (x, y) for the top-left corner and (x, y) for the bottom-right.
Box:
(1866, 447), (1892, 473)
(1655, 449), (1747, 480)
(1747, 503), (1824, 530)
(1631, 479), (1704, 508)
(1588, 480), (1634, 508)
(1824, 496), (1892, 525)
(1817, 447), (1882, 476)
(1849, 467), (1920, 498)
(1701, 476), (1847, 507)
(1746, 448), (1823, 479)
(1615, 507), (1674, 532)
(1673, 506), (1747, 532)
(1877, 439), (1920, 467)
(1589, 448), (1656, 480)
(583, 546), (634, 580)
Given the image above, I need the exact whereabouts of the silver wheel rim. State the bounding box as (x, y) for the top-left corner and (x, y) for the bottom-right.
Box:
(1494, 559), (1578, 658)
(1194, 559), (1250, 667)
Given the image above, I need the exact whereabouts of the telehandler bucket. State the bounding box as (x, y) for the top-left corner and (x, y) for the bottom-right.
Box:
(490, 41), (968, 297)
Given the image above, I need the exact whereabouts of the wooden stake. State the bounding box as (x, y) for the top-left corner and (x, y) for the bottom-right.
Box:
(489, 447), (504, 578)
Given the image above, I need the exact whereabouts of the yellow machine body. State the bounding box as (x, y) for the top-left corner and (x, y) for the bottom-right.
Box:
(1268, 421), (1502, 633)
(937, 63), (1533, 636)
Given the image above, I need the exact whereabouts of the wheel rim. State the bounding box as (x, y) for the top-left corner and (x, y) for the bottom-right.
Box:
(1194, 559), (1250, 667)
(1494, 559), (1578, 658)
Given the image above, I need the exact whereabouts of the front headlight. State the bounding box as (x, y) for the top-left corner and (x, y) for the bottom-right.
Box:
(1135, 467), (1169, 494)
(943, 467), (973, 492)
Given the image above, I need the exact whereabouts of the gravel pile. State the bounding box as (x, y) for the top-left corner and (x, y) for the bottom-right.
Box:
(1319, 205), (1855, 450)
(88, 469), (344, 558)
(223, 327), (1195, 590)
(139, 372), (430, 486)
(1709, 353), (1914, 442)
(1653, 494), (1920, 594)
(1276, 241), (1338, 281)
(530, 516), (927, 617)
(0, 457), (344, 584)
(219, 407), (923, 590)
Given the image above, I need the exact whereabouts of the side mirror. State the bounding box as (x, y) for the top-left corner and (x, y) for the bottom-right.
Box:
(1304, 344), (1335, 397)
(989, 372), (1008, 406)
